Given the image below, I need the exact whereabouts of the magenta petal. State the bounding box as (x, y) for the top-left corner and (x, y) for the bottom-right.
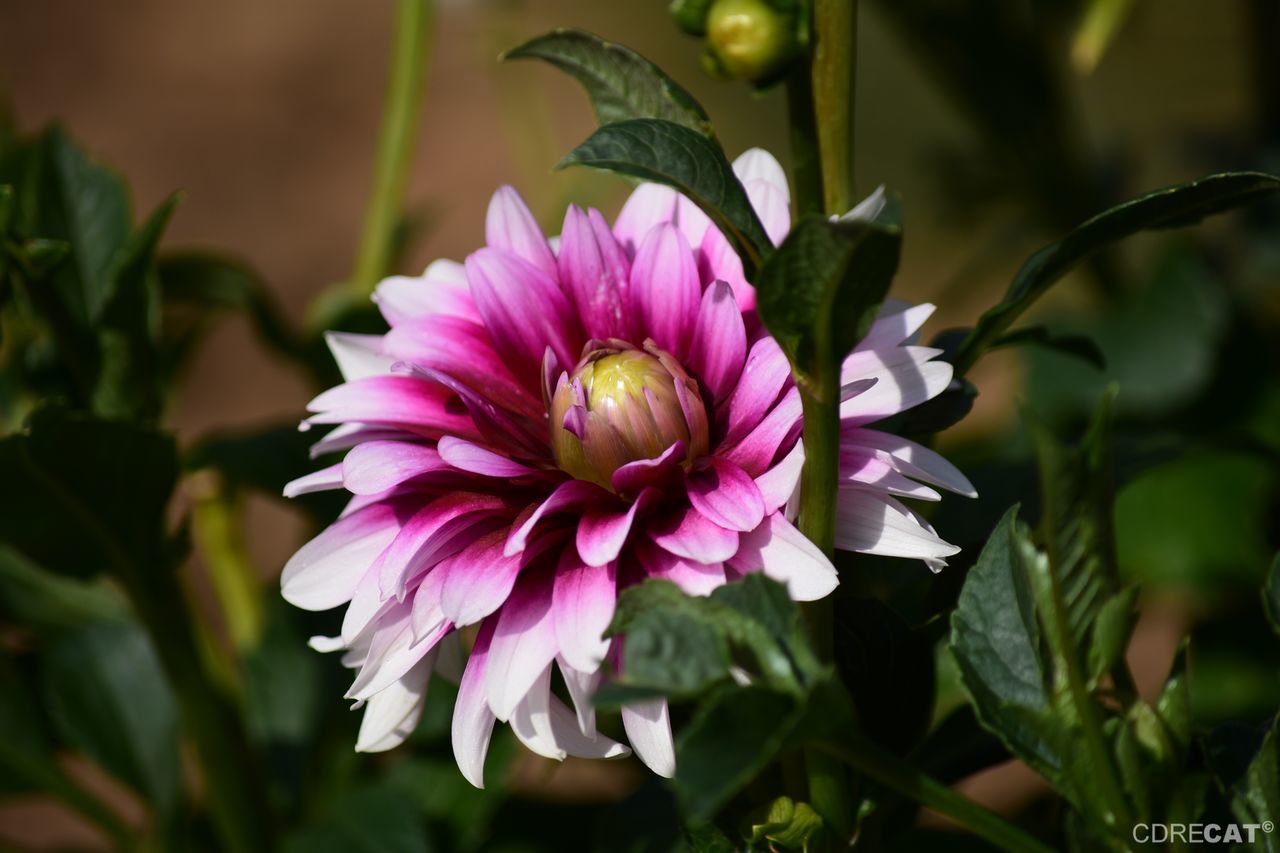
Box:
(485, 566), (558, 720)
(439, 529), (524, 626)
(637, 538), (726, 596)
(687, 458), (765, 533)
(576, 487), (658, 567)
(377, 492), (509, 600)
(306, 376), (479, 440)
(557, 205), (632, 340)
(718, 336), (791, 448)
(452, 619), (497, 788)
(553, 551), (616, 673)
(342, 441), (446, 495)
(697, 225), (753, 313)
(723, 387), (803, 477)
(465, 248), (582, 392)
(628, 224), (700, 358)
(611, 440), (685, 495)
(485, 185), (557, 278)
(649, 506), (739, 565)
(406, 366), (546, 460)
(614, 183), (679, 257)
(688, 281), (747, 404)
(505, 479), (605, 557)
(437, 435), (538, 478)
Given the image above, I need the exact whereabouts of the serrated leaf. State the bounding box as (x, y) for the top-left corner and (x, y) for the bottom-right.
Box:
(1232, 717), (1280, 852)
(0, 407), (177, 580)
(504, 29), (713, 135)
(953, 171), (1280, 376)
(755, 211), (902, 388)
(42, 621), (181, 819)
(1086, 587), (1137, 684)
(557, 118), (772, 274)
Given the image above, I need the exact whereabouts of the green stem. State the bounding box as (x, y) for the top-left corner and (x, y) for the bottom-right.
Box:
(350, 0), (434, 298)
(811, 0), (857, 215)
(818, 736), (1056, 853)
(784, 67), (824, 217)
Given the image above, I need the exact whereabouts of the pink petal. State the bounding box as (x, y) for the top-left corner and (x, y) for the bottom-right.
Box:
(505, 479), (605, 557)
(485, 185), (557, 279)
(614, 183), (679, 257)
(376, 492), (509, 600)
(557, 205), (632, 340)
(355, 652), (434, 753)
(553, 552), (617, 673)
(687, 457), (765, 533)
(728, 513), (838, 601)
(452, 620), (498, 788)
(723, 386), (803, 477)
(611, 440), (686, 496)
(650, 505), (739, 565)
(621, 700), (675, 778)
(342, 440), (446, 495)
(698, 225), (754, 313)
(464, 248), (582, 392)
(347, 602), (443, 701)
(374, 259), (479, 327)
(636, 538), (726, 596)
(575, 488), (658, 567)
(281, 502), (402, 610)
(718, 336), (791, 448)
(628, 223), (700, 358)
(843, 427), (977, 497)
(439, 529), (524, 626)
(403, 366), (546, 460)
(437, 435), (538, 478)
(688, 281), (747, 404)
(485, 566), (558, 721)
(306, 376), (479, 441)
(755, 441), (804, 513)
(283, 462), (344, 498)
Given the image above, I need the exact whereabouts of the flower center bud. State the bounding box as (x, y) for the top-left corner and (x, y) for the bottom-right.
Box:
(550, 347), (710, 491)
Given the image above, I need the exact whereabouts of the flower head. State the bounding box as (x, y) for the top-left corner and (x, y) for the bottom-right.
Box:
(281, 148), (975, 786)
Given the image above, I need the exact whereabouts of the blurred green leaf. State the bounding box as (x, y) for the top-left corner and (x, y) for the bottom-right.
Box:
(504, 29), (713, 135)
(42, 620), (182, 819)
(243, 603), (323, 746)
(558, 118), (772, 274)
(1071, 0), (1139, 74)
(1231, 717), (1280, 852)
(0, 543), (128, 630)
(954, 171), (1280, 376)
(283, 778), (428, 853)
(0, 407), (177, 580)
(756, 210), (902, 389)
(1264, 553), (1280, 637)
(991, 326), (1105, 370)
(0, 658), (56, 795)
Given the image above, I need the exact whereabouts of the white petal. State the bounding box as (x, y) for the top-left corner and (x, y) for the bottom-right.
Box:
(452, 624), (497, 788)
(732, 148), (789, 205)
(355, 651), (435, 752)
(280, 504), (400, 611)
(856, 301), (936, 350)
(325, 332), (393, 381)
(622, 700), (675, 778)
(834, 491), (960, 560)
(283, 462), (344, 498)
(729, 513), (839, 601)
(846, 428), (978, 497)
(558, 657), (601, 735)
(840, 349), (954, 425)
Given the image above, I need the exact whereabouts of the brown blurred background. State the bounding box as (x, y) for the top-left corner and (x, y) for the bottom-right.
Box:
(0, 0), (1256, 847)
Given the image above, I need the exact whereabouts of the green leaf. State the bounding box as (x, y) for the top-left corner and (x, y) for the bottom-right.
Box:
(675, 684), (804, 820)
(991, 325), (1105, 370)
(0, 658), (56, 795)
(283, 778), (429, 853)
(0, 543), (128, 630)
(0, 407), (177, 579)
(747, 796), (824, 850)
(42, 621), (182, 819)
(503, 29), (713, 135)
(1232, 716), (1280, 852)
(1086, 587), (1137, 683)
(557, 118), (772, 274)
(1264, 553), (1280, 637)
(953, 171), (1280, 376)
(755, 210), (902, 388)
(92, 193), (179, 420)
(40, 125), (132, 324)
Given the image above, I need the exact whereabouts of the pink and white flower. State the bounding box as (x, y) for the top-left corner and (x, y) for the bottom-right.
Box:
(281, 148), (975, 786)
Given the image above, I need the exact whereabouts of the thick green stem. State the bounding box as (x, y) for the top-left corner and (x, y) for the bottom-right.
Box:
(785, 68), (824, 217)
(819, 736), (1056, 853)
(350, 0), (434, 298)
(812, 0), (857, 215)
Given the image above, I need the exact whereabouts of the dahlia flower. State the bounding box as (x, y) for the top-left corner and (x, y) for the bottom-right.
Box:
(281, 148), (975, 786)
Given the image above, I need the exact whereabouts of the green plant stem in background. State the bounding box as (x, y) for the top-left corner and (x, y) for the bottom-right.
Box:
(811, 0), (857, 215)
(350, 0), (434, 298)
(784, 67), (824, 217)
(819, 737), (1056, 853)
(192, 479), (263, 652)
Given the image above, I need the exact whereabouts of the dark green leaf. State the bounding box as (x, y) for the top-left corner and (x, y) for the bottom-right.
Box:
(618, 606), (730, 697)
(991, 326), (1105, 370)
(0, 543), (127, 630)
(283, 778), (429, 853)
(1231, 716), (1279, 852)
(1086, 587), (1137, 683)
(747, 796), (824, 850)
(503, 29), (713, 135)
(954, 171), (1280, 376)
(243, 603), (323, 745)
(42, 621), (181, 818)
(674, 684), (803, 819)
(557, 118), (772, 273)
(92, 193), (179, 420)
(0, 407), (177, 579)
(755, 211), (902, 386)
(0, 658), (56, 794)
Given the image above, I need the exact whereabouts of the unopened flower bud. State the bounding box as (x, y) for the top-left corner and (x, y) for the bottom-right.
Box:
(704, 0), (799, 85)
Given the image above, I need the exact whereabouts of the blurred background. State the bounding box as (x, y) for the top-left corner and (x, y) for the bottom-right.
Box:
(1, 0), (1277, 849)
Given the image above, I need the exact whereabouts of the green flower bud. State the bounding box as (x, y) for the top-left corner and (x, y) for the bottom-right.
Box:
(669, 0), (717, 36)
(704, 0), (800, 85)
